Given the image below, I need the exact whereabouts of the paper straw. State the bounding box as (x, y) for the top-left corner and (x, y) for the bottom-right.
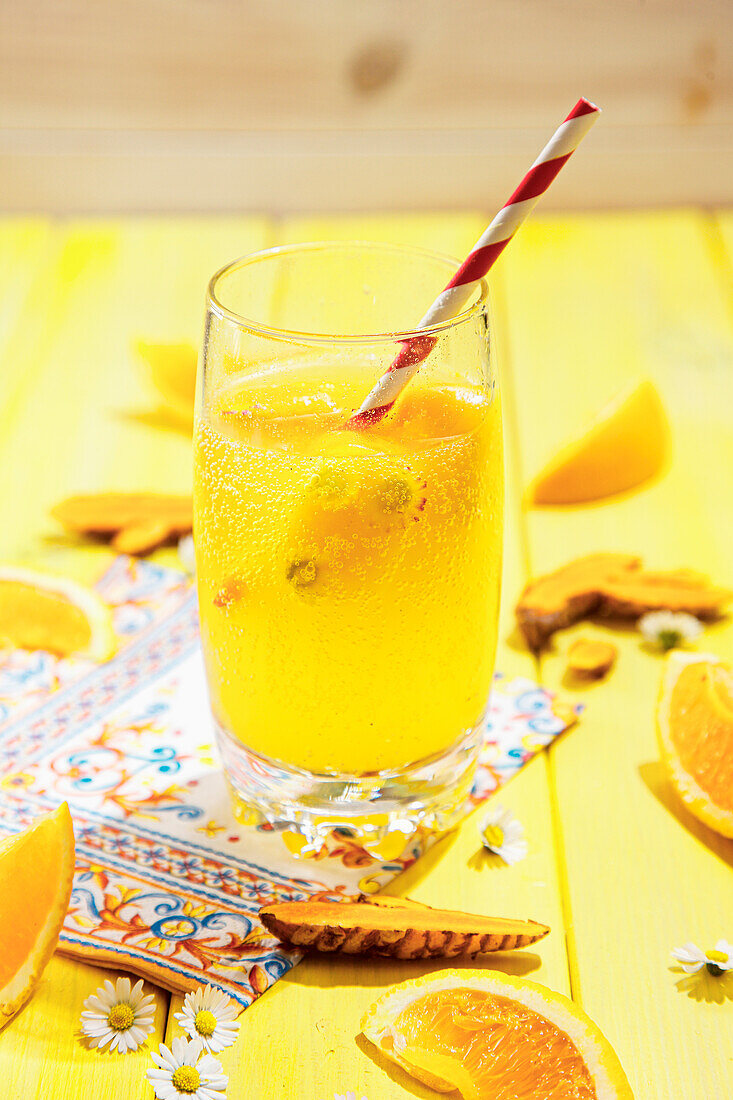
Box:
(347, 97), (601, 428)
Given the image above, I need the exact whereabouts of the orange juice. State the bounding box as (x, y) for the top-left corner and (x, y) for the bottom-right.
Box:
(194, 357), (502, 775)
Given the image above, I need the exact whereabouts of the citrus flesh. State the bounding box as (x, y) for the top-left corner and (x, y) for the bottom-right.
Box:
(0, 567), (115, 661)
(528, 378), (669, 505)
(658, 652), (733, 837)
(362, 970), (634, 1100)
(0, 804), (76, 1026)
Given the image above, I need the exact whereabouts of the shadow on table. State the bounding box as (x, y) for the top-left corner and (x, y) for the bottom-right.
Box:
(669, 966), (733, 1005)
(466, 847), (525, 872)
(354, 1032), (437, 1099)
(378, 829), (460, 894)
(638, 760), (733, 872)
(281, 950), (543, 994)
(117, 407), (192, 436)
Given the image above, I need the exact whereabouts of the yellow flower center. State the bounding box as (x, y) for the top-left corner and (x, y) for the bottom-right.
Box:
(107, 1003), (135, 1031)
(194, 1009), (218, 1037)
(171, 1065), (201, 1093)
(483, 824), (505, 850)
(706, 949), (728, 964)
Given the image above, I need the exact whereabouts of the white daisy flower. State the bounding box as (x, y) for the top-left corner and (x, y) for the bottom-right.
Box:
(671, 940), (733, 976)
(174, 984), (240, 1053)
(638, 610), (702, 652)
(479, 804), (528, 865)
(178, 534), (195, 575)
(147, 1036), (228, 1100)
(80, 976), (156, 1053)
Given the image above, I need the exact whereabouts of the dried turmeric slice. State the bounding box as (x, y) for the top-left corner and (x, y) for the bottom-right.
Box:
(516, 553), (730, 651)
(258, 896), (549, 959)
(516, 553), (639, 651)
(567, 638), (617, 679)
(52, 493), (193, 556)
(111, 519), (174, 555)
(600, 569), (729, 619)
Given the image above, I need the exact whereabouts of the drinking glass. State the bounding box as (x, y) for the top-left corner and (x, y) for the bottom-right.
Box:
(193, 242), (503, 845)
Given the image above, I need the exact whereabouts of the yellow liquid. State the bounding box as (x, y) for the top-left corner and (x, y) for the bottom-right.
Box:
(194, 358), (502, 774)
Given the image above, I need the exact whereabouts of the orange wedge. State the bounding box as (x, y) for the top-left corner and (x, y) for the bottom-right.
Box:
(0, 804), (76, 1027)
(657, 651), (733, 837)
(135, 340), (197, 426)
(0, 566), (116, 661)
(528, 378), (670, 505)
(362, 970), (633, 1099)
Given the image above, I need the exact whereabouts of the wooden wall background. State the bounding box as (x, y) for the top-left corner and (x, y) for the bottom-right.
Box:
(0, 0), (731, 213)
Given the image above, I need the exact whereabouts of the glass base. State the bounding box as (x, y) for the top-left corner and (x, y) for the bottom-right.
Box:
(214, 721), (482, 850)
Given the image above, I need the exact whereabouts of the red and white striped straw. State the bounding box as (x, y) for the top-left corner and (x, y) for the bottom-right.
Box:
(347, 97), (601, 428)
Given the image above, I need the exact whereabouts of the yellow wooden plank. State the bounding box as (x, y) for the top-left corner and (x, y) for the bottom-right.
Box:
(281, 212), (486, 258)
(0, 957), (168, 1095)
(501, 210), (733, 1098)
(0, 218), (55, 418)
(713, 211), (733, 319)
(0, 217), (273, 1097)
(157, 213), (572, 1099)
(0, 216), (272, 578)
(0, 218), (52, 360)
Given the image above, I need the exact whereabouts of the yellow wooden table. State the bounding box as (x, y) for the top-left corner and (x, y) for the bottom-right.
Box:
(0, 210), (731, 1098)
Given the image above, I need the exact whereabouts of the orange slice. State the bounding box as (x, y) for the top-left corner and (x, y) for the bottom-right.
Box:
(135, 340), (197, 426)
(362, 970), (633, 1099)
(0, 566), (115, 661)
(528, 378), (670, 505)
(657, 651), (733, 837)
(0, 804), (76, 1027)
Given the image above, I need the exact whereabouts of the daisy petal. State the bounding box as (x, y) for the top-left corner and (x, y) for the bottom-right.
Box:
(671, 943), (705, 965)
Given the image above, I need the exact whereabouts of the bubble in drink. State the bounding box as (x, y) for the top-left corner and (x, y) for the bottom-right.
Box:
(194, 356), (502, 774)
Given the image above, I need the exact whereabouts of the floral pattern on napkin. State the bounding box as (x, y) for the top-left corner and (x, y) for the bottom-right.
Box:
(0, 558), (579, 1008)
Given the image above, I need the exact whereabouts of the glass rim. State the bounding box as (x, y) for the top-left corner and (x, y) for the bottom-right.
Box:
(206, 240), (489, 345)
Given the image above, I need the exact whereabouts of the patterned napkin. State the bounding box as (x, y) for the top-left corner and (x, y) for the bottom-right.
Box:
(0, 558), (579, 1008)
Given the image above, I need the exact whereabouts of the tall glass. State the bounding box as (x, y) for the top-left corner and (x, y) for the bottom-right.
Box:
(193, 242), (503, 845)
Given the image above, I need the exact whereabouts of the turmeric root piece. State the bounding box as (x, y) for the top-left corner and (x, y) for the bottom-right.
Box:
(600, 569), (730, 619)
(516, 553), (639, 651)
(112, 520), (174, 555)
(567, 638), (617, 679)
(355, 893), (430, 910)
(52, 493), (193, 556)
(516, 553), (731, 651)
(258, 896), (549, 959)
